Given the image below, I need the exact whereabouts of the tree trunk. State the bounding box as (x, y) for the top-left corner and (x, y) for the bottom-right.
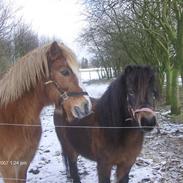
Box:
(170, 68), (180, 114)
(170, 12), (183, 114)
(165, 67), (172, 105)
(180, 69), (183, 86)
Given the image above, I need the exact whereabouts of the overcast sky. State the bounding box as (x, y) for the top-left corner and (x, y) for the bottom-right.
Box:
(13, 0), (87, 59)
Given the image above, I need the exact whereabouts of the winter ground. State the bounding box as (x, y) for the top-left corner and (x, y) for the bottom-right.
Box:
(0, 81), (183, 183)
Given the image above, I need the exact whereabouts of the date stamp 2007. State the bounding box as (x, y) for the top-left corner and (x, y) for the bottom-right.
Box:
(0, 160), (27, 166)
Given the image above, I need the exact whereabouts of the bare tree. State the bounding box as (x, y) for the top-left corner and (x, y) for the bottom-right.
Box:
(0, 0), (18, 40)
(13, 23), (39, 60)
(0, 0), (19, 73)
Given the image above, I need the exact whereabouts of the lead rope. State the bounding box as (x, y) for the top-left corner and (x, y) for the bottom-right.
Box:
(126, 106), (160, 133)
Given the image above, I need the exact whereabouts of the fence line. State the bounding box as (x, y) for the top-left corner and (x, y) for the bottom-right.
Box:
(0, 122), (161, 130)
(0, 177), (26, 182)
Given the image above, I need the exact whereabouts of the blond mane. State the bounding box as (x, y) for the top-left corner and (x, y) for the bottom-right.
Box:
(0, 43), (79, 106)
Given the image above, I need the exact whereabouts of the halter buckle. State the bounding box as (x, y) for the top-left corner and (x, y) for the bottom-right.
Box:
(60, 92), (69, 101)
(44, 80), (54, 85)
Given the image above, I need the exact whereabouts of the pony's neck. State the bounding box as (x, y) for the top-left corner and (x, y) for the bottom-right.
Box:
(0, 84), (49, 124)
(96, 74), (129, 127)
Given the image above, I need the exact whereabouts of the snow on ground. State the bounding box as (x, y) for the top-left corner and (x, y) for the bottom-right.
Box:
(83, 81), (109, 98)
(0, 81), (183, 183)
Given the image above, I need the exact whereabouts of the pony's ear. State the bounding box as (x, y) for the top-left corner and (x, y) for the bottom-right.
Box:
(124, 65), (133, 75)
(47, 41), (63, 61)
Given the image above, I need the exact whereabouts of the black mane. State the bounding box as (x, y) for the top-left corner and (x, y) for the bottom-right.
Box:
(95, 72), (129, 143)
(95, 65), (155, 142)
(96, 73), (128, 127)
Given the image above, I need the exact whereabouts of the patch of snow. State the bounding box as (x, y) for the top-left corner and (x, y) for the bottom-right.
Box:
(84, 83), (109, 98)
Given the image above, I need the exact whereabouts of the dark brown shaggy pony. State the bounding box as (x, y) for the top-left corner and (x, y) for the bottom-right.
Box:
(0, 42), (91, 183)
(54, 65), (158, 183)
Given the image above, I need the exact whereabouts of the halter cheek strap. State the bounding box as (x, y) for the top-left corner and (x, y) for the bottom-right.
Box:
(44, 80), (88, 104)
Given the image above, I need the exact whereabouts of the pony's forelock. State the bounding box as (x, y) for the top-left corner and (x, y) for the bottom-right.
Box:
(59, 43), (79, 79)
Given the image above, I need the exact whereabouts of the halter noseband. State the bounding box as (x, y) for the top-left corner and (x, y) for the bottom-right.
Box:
(44, 80), (88, 104)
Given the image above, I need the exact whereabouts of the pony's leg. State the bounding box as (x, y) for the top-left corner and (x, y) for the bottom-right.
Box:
(0, 166), (23, 183)
(55, 130), (80, 182)
(54, 112), (80, 182)
(97, 161), (112, 183)
(0, 162), (32, 183)
(1, 168), (14, 183)
(67, 157), (80, 183)
(17, 164), (30, 183)
(16, 146), (40, 183)
(1, 164), (29, 183)
(116, 164), (131, 183)
(118, 173), (129, 183)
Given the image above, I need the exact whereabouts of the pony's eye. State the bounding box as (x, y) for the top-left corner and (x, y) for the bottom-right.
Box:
(60, 68), (71, 76)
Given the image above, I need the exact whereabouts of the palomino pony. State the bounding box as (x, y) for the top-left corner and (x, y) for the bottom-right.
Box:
(0, 41), (91, 183)
(54, 65), (158, 183)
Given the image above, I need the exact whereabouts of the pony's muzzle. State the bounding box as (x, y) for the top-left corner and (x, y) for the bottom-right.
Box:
(140, 116), (156, 131)
(72, 100), (91, 119)
(134, 108), (156, 131)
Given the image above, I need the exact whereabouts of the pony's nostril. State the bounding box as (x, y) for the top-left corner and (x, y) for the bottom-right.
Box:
(73, 101), (91, 119)
(84, 102), (89, 114)
(74, 106), (82, 118)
